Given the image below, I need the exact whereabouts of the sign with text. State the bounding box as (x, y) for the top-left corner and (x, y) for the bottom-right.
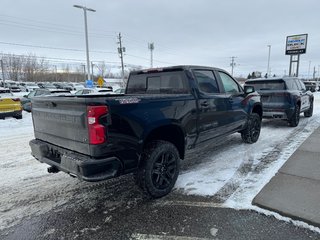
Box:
(285, 34), (308, 55)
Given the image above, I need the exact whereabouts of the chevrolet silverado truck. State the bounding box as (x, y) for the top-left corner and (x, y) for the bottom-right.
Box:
(30, 66), (262, 198)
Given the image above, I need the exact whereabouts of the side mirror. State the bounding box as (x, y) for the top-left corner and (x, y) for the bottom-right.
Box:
(244, 85), (255, 95)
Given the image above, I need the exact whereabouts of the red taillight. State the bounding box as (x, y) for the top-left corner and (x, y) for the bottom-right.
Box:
(87, 106), (108, 144)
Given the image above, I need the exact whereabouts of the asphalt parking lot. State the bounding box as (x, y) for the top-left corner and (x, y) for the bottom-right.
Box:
(1, 178), (320, 240)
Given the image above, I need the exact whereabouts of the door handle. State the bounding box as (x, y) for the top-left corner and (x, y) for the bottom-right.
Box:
(201, 101), (209, 107)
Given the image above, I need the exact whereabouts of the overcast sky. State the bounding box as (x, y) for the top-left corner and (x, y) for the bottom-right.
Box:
(1, 0), (319, 77)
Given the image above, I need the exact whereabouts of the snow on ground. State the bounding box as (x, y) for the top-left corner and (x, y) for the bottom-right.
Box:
(176, 93), (320, 197)
(1, 93), (320, 231)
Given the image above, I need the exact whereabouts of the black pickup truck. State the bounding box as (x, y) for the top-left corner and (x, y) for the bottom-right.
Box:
(30, 65), (262, 198)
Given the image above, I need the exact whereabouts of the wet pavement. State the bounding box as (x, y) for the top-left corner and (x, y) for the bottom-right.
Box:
(1, 179), (319, 240)
(1, 117), (320, 239)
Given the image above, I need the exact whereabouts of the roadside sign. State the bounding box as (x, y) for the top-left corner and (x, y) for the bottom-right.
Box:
(97, 77), (104, 87)
(86, 79), (93, 88)
(285, 34), (308, 55)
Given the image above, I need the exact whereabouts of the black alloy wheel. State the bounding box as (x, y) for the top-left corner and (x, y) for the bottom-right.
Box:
(241, 113), (261, 143)
(151, 152), (177, 190)
(137, 140), (180, 198)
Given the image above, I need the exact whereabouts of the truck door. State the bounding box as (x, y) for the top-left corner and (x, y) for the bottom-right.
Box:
(216, 71), (247, 132)
(193, 69), (229, 143)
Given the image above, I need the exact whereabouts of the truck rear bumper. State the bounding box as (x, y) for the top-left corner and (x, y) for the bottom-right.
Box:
(29, 139), (122, 182)
(0, 110), (22, 119)
(262, 107), (295, 119)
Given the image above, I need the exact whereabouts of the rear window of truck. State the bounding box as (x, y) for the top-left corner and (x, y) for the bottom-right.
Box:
(127, 71), (189, 94)
(246, 80), (286, 91)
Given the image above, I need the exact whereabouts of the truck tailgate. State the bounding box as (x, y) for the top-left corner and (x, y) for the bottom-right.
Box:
(31, 96), (91, 155)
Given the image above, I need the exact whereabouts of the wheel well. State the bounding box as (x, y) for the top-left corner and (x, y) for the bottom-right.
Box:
(252, 104), (263, 119)
(144, 125), (185, 159)
(297, 100), (301, 107)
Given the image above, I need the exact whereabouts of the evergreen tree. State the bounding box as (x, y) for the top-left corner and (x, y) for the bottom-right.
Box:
(252, 72), (256, 79)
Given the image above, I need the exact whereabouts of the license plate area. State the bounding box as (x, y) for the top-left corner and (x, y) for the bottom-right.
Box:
(46, 147), (62, 163)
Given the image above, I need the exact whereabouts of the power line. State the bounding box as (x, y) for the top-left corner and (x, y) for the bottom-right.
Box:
(0, 41), (117, 54)
(124, 35), (189, 58)
(0, 14), (116, 38)
(125, 53), (176, 65)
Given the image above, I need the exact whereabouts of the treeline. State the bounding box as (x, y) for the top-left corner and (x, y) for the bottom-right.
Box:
(0, 53), (135, 83)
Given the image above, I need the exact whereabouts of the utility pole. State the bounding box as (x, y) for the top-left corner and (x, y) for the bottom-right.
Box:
(230, 56), (237, 76)
(91, 62), (94, 80)
(148, 42), (154, 68)
(117, 32), (126, 85)
(267, 45), (271, 78)
(313, 66), (316, 80)
(81, 64), (86, 82)
(54, 65), (58, 82)
(73, 5), (96, 81)
(1, 59), (5, 86)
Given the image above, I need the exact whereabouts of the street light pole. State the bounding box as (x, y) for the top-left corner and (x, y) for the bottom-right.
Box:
(308, 61), (311, 80)
(267, 45), (271, 78)
(1, 59), (5, 86)
(73, 5), (96, 81)
(54, 65), (58, 82)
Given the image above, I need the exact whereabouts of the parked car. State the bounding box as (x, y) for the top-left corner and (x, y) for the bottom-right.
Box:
(245, 77), (313, 127)
(37, 82), (45, 88)
(30, 65), (262, 198)
(19, 82), (40, 92)
(0, 80), (22, 92)
(42, 83), (57, 89)
(74, 88), (113, 95)
(67, 83), (85, 91)
(303, 81), (317, 92)
(0, 87), (23, 119)
(113, 88), (125, 94)
(21, 89), (71, 112)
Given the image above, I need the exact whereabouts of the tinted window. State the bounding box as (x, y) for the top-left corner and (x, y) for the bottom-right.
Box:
(293, 79), (302, 90)
(218, 72), (240, 93)
(0, 89), (11, 94)
(193, 70), (219, 94)
(246, 80), (285, 90)
(127, 71), (189, 94)
(147, 76), (161, 93)
(28, 91), (36, 98)
(285, 79), (298, 90)
(298, 80), (306, 90)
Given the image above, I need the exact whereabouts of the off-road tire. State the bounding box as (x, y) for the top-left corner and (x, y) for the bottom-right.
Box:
(14, 113), (23, 120)
(289, 104), (300, 127)
(137, 140), (180, 198)
(241, 113), (261, 144)
(304, 100), (313, 117)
